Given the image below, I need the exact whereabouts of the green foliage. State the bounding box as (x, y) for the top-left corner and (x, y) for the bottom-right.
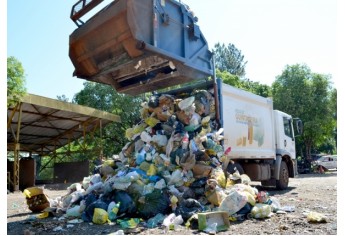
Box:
(73, 82), (143, 157)
(213, 42), (247, 77)
(216, 69), (272, 98)
(272, 64), (336, 157)
(7, 56), (27, 108)
(216, 69), (242, 87)
(240, 78), (272, 98)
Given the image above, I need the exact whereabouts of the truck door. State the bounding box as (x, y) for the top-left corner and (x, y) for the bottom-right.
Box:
(282, 116), (296, 158)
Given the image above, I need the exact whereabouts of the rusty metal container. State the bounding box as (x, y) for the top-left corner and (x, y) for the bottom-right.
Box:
(69, 0), (213, 95)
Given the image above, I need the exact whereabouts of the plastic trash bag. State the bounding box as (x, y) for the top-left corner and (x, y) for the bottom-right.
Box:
(307, 211), (328, 223)
(167, 169), (184, 186)
(90, 174), (102, 185)
(162, 213), (176, 228)
(113, 191), (137, 215)
(219, 188), (248, 215)
(66, 205), (82, 217)
(117, 218), (140, 229)
(236, 203), (253, 215)
(211, 166), (227, 188)
(82, 199), (108, 222)
(175, 198), (204, 221)
(85, 181), (103, 195)
(147, 213), (165, 228)
(93, 208), (109, 224)
(152, 134), (168, 147)
(269, 196), (281, 212)
(250, 203), (272, 219)
(204, 179), (226, 206)
(154, 179), (166, 189)
(137, 189), (170, 219)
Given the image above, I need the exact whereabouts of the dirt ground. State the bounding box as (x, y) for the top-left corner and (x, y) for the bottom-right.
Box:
(7, 172), (338, 235)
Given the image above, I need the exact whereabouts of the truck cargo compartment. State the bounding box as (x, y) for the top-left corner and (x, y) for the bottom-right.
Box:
(69, 0), (213, 95)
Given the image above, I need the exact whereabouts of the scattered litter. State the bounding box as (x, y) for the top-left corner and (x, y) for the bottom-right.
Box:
(281, 205), (295, 212)
(198, 211), (230, 232)
(250, 203), (272, 219)
(307, 211), (328, 223)
(52, 226), (64, 232)
(67, 219), (83, 224)
(109, 230), (125, 235)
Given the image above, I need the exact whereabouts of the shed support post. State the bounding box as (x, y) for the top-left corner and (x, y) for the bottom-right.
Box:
(13, 103), (23, 191)
(99, 119), (103, 159)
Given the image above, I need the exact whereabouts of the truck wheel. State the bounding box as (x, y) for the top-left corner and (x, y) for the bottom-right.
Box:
(227, 163), (244, 175)
(276, 161), (289, 190)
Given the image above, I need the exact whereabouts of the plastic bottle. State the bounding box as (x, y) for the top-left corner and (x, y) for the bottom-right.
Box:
(136, 148), (146, 165)
(182, 133), (189, 149)
(108, 201), (120, 221)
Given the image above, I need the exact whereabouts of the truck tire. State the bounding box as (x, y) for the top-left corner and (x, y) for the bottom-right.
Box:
(276, 161), (289, 190)
(227, 163), (244, 175)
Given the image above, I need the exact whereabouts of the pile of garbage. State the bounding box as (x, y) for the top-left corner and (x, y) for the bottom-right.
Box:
(26, 89), (286, 232)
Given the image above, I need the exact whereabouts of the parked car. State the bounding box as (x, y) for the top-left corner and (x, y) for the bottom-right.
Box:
(312, 155), (337, 171)
(297, 158), (312, 174)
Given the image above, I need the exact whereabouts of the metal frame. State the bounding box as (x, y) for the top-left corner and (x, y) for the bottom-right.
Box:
(7, 94), (121, 190)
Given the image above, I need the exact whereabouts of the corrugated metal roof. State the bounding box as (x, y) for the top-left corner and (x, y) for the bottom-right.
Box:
(7, 93), (121, 155)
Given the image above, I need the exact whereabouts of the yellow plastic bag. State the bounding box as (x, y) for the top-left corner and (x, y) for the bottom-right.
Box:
(147, 164), (157, 176)
(211, 167), (226, 189)
(145, 117), (160, 127)
(242, 191), (256, 206)
(36, 211), (49, 219)
(307, 211), (328, 223)
(93, 208), (109, 225)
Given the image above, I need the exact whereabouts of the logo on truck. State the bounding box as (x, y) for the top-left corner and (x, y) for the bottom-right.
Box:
(235, 109), (264, 147)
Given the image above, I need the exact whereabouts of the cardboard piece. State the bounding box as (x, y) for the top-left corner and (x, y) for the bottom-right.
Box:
(198, 211), (230, 232)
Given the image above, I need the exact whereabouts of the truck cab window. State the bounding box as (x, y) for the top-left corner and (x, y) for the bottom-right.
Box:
(283, 117), (293, 138)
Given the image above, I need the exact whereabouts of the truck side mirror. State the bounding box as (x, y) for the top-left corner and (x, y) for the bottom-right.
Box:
(295, 119), (303, 135)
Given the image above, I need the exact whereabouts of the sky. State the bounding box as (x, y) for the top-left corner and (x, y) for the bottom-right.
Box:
(6, 0), (341, 101)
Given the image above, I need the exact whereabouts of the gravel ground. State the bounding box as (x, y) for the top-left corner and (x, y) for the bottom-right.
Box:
(7, 172), (338, 235)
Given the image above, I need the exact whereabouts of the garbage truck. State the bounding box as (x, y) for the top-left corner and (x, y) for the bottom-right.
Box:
(68, 0), (302, 189)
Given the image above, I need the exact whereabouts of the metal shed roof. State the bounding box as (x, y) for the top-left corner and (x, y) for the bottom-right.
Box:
(7, 93), (121, 155)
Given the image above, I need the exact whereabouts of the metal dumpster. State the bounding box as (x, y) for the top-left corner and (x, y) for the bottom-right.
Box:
(69, 0), (213, 95)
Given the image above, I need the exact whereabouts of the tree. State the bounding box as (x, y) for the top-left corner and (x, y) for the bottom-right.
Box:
(272, 64), (336, 160)
(7, 56), (27, 108)
(216, 69), (272, 98)
(213, 42), (247, 77)
(73, 82), (143, 157)
(56, 94), (69, 102)
(240, 78), (272, 98)
(216, 69), (242, 87)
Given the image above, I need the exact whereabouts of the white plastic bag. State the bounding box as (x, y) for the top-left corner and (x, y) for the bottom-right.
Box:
(250, 203), (272, 218)
(219, 188), (248, 215)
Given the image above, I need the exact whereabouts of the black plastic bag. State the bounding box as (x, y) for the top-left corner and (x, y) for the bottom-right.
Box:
(137, 189), (170, 219)
(82, 199), (108, 222)
(175, 198), (204, 221)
